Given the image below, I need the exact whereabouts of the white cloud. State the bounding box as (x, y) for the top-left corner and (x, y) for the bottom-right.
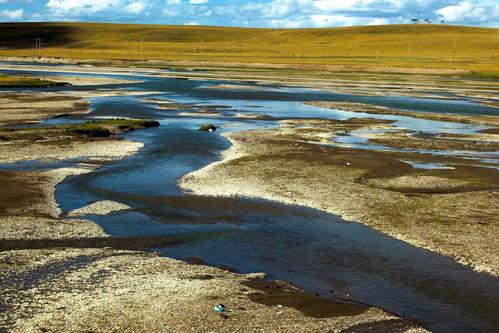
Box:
(242, 0), (297, 18)
(269, 14), (370, 28)
(1, 8), (23, 20)
(267, 0), (296, 17)
(46, 0), (122, 14)
(162, 7), (178, 16)
(3, 0), (498, 27)
(309, 14), (361, 27)
(435, 1), (490, 23)
(368, 17), (390, 25)
(308, 0), (360, 11)
(126, 0), (146, 14)
(494, 3), (499, 18)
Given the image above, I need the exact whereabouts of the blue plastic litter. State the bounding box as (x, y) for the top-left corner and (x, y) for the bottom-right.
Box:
(214, 304), (226, 314)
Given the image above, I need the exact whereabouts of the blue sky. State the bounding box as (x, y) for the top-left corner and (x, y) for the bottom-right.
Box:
(1, 0), (498, 28)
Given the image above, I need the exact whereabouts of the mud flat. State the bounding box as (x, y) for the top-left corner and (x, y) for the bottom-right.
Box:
(31, 75), (139, 86)
(307, 101), (499, 128)
(0, 92), (90, 126)
(180, 117), (499, 276)
(369, 131), (499, 153)
(1, 248), (423, 333)
(6, 60), (499, 102)
(207, 83), (266, 91)
(0, 89), (423, 332)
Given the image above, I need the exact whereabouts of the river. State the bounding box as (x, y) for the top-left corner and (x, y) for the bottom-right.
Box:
(1, 63), (498, 332)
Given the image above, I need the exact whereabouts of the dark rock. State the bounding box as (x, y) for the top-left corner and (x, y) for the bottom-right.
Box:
(73, 128), (111, 137)
(199, 123), (217, 132)
(142, 120), (160, 128)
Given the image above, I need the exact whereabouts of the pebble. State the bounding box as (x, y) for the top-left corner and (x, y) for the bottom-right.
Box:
(2, 255), (14, 264)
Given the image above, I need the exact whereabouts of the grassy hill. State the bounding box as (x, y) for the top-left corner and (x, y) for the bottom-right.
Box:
(0, 22), (497, 74)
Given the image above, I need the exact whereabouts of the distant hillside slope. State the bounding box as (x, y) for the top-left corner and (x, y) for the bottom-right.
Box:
(0, 22), (497, 74)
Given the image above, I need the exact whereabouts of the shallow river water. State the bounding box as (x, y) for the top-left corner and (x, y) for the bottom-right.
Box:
(1, 65), (499, 332)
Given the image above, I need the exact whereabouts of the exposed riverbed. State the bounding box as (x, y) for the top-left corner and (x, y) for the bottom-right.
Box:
(1, 63), (498, 332)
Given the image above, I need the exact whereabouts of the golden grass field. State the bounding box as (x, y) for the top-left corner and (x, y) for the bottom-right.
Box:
(0, 22), (498, 74)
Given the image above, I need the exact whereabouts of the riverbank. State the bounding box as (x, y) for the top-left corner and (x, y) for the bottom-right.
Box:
(307, 101), (499, 128)
(180, 116), (499, 276)
(0, 82), (424, 332)
(0, 72), (69, 88)
(0, 92), (89, 126)
(1, 59), (499, 105)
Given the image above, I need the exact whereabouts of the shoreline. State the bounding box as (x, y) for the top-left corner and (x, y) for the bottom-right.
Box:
(1, 60), (499, 105)
(0, 55), (473, 75)
(307, 101), (499, 128)
(179, 119), (499, 276)
(0, 81), (424, 331)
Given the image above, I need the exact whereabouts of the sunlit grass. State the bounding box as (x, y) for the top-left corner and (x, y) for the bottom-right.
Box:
(0, 23), (498, 74)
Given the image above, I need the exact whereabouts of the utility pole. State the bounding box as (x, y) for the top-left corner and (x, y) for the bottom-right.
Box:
(409, 41), (412, 62)
(450, 38), (456, 65)
(35, 38), (42, 57)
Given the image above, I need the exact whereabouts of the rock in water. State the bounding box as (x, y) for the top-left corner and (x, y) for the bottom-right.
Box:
(199, 123), (217, 132)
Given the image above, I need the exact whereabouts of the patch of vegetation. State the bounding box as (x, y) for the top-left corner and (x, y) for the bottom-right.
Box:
(461, 72), (499, 80)
(0, 119), (160, 140)
(63, 119), (160, 137)
(0, 73), (69, 87)
(60, 119), (160, 138)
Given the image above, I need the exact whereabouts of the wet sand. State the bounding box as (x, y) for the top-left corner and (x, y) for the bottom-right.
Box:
(32, 75), (139, 86)
(307, 101), (499, 127)
(242, 279), (367, 318)
(369, 131), (499, 153)
(1, 248), (420, 333)
(180, 117), (499, 276)
(0, 92), (89, 126)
